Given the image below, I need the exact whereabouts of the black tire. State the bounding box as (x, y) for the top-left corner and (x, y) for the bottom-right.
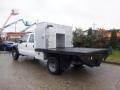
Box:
(47, 57), (62, 75)
(12, 49), (19, 60)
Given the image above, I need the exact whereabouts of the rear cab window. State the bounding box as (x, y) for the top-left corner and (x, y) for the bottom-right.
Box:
(29, 34), (34, 43)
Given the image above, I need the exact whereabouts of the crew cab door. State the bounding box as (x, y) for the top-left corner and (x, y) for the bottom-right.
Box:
(27, 34), (35, 57)
(18, 34), (29, 55)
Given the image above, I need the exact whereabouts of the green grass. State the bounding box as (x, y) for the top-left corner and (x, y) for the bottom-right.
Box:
(106, 50), (120, 63)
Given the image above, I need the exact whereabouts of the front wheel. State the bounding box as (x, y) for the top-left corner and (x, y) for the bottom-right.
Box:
(47, 57), (62, 75)
(12, 49), (19, 60)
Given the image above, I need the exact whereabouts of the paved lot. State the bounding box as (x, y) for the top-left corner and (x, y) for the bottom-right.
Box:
(0, 51), (120, 90)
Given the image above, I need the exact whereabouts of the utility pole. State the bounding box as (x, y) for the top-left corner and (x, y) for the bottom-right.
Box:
(92, 22), (96, 30)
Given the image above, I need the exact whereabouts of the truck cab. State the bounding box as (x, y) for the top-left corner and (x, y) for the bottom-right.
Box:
(18, 33), (35, 57)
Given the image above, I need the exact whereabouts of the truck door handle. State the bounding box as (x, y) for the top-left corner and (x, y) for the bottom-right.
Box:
(25, 44), (27, 47)
(33, 45), (34, 48)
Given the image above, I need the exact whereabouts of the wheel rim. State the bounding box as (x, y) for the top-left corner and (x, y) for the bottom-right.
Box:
(49, 61), (57, 72)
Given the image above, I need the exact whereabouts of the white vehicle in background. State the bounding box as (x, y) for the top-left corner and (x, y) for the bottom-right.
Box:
(12, 22), (109, 75)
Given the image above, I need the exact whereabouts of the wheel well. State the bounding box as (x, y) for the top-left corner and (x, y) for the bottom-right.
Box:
(45, 53), (59, 60)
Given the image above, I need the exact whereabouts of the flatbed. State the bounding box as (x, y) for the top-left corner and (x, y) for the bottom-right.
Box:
(35, 47), (108, 55)
(35, 47), (109, 74)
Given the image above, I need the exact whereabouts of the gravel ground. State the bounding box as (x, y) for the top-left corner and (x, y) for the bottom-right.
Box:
(0, 51), (120, 90)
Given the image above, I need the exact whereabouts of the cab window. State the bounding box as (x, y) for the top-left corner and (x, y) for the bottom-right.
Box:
(29, 34), (34, 43)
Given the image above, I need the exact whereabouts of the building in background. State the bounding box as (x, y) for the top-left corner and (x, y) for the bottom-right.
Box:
(104, 29), (120, 39)
(2, 32), (26, 41)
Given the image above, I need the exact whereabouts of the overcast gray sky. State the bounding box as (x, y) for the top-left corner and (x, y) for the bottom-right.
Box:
(0, 0), (120, 32)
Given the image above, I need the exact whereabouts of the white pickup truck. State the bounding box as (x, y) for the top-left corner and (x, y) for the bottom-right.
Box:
(12, 22), (109, 75)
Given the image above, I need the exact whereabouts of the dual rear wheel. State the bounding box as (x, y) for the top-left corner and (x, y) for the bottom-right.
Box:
(47, 57), (63, 75)
(47, 56), (83, 75)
